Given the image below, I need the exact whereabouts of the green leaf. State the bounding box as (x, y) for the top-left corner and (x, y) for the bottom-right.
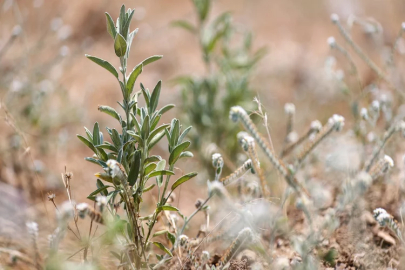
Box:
(96, 142), (118, 152)
(145, 156), (162, 164)
(126, 64), (143, 96)
(158, 205), (179, 212)
(93, 122), (100, 146)
(148, 170), (174, 178)
(128, 150), (141, 186)
(141, 55), (163, 67)
(149, 81), (161, 114)
(105, 12), (117, 39)
(170, 119), (180, 147)
(97, 147), (109, 162)
(143, 184), (155, 193)
(119, 4), (126, 35)
(77, 135), (97, 153)
(97, 179), (109, 196)
(86, 55), (118, 78)
(114, 33), (127, 57)
(171, 20), (196, 33)
(141, 115), (150, 140)
(155, 160), (166, 187)
(140, 84), (150, 107)
(153, 230), (168, 238)
(167, 232), (176, 245)
(171, 172), (198, 191)
(122, 9), (134, 39)
(110, 129), (121, 149)
(169, 141), (190, 165)
(148, 131), (165, 149)
(127, 131), (144, 146)
(158, 104), (175, 115)
(152, 242), (172, 257)
(144, 163), (157, 175)
(85, 157), (107, 168)
(148, 124), (170, 144)
(179, 151), (193, 159)
(84, 127), (93, 141)
(98, 105), (121, 122)
(178, 126), (192, 144)
(95, 172), (113, 183)
(87, 185), (111, 200)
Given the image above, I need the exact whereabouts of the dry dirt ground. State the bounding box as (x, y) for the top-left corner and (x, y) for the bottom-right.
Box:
(1, 0), (405, 269)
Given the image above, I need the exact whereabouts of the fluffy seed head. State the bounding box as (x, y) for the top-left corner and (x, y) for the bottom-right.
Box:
(327, 36), (336, 48)
(76, 203), (89, 218)
(328, 114), (345, 131)
(284, 103), (295, 115)
(229, 106), (246, 122)
(402, 22), (405, 31)
(360, 108), (368, 120)
(373, 208), (392, 227)
(202, 250), (210, 262)
(371, 100), (380, 112)
(26, 222), (39, 237)
(212, 153), (224, 169)
(384, 155), (394, 168)
(179, 235), (189, 247)
(310, 120), (322, 133)
(330, 14), (339, 23)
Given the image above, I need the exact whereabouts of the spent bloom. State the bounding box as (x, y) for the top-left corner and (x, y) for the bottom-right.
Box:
(284, 103), (295, 115)
(373, 208), (392, 227)
(330, 14), (339, 23)
(327, 36), (336, 48)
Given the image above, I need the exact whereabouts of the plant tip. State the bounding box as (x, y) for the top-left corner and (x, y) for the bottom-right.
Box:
(330, 14), (339, 23)
(284, 103), (295, 115)
(327, 36), (336, 48)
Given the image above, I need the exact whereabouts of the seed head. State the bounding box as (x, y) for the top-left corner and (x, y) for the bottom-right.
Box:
(229, 106), (246, 122)
(47, 192), (56, 201)
(202, 250), (210, 262)
(330, 14), (339, 23)
(402, 22), (405, 31)
(383, 155), (394, 172)
(328, 114), (345, 131)
(310, 120), (322, 133)
(371, 100), (380, 113)
(76, 203), (89, 218)
(179, 235), (189, 247)
(373, 208), (392, 226)
(284, 103), (295, 115)
(212, 153), (224, 169)
(12, 25), (22, 37)
(26, 222), (39, 237)
(360, 108), (368, 120)
(327, 36), (336, 48)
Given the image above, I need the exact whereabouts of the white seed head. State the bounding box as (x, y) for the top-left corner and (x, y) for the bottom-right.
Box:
(371, 100), (380, 112)
(237, 132), (253, 151)
(310, 120), (322, 133)
(47, 193), (56, 201)
(179, 235), (189, 247)
(360, 108), (368, 120)
(373, 208), (392, 227)
(286, 131), (299, 143)
(328, 114), (345, 131)
(229, 106), (246, 122)
(284, 103), (295, 115)
(327, 36), (336, 48)
(202, 250), (210, 262)
(402, 22), (405, 31)
(96, 195), (108, 211)
(384, 155), (394, 168)
(330, 14), (339, 23)
(76, 203), (89, 218)
(26, 222), (39, 237)
(212, 153), (224, 169)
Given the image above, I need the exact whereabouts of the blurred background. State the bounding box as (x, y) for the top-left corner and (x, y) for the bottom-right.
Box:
(1, 0), (405, 264)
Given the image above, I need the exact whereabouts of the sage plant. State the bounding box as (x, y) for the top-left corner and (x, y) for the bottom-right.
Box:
(78, 5), (197, 268)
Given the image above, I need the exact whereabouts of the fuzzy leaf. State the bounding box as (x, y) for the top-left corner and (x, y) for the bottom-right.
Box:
(98, 105), (121, 122)
(149, 81), (161, 114)
(153, 230), (168, 238)
(127, 131), (144, 146)
(114, 33), (127, 57)
(128, 150), (141, 186)
(158, 104), (175, 115)
(86, 55), (118, 78)
(157, 205), (179, 212)
(126, 64), (142, 96)
(148, 131), (165, 149)
(171, 172), (198, 191)
(169, 141), (190, 165)
(105, 12), (117, 39)
(93, 122), (100, 146)
(152, 242), (172, 257)
(141, 55), (163, 67)
(141, 115), (150, 140)
(148, 124), (170, 144)
(143, 184), (155, 193)
(155, 160), (166, 187)
(148, 170), (174, 178)
(171, 20), (196, 33)
(87, 185), (111, 200)
(144, 163), (157, 175)
(77, 135), (97, 153)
